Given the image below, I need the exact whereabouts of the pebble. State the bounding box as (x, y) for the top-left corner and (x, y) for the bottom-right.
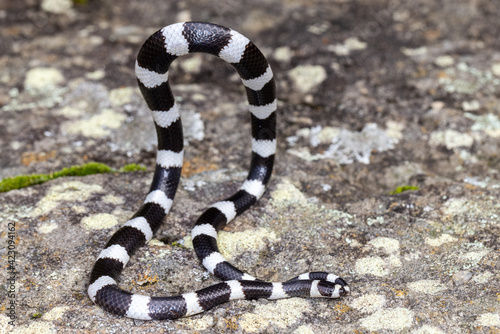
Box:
(41, 0), (72, 14)
(461, 100), (480, 111)
(492, 63), (500, 77)
(288, 65), (327, 94)
(452, 270), (472, 285)
(85, 70), (105, 80)
(329, 37), (367, 56)
(430, 100), (445, 111)
(274, 46), (293, 63)
(435, 55), (455, 67)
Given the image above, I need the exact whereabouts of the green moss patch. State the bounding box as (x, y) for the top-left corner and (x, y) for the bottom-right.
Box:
(31, 312), (42, 319)
(119, 163), (147, 173)
(390, 185), (420, 195)
(0, 162), (146, 193)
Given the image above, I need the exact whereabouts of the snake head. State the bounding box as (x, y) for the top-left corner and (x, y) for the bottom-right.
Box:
(317, 280), (350, 298)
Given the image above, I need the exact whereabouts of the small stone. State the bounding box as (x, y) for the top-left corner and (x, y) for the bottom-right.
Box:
(431, 101), (445, 111)
(307, 22), (330, 35)
(176, 10), (192, 22)
(41, 0), (73, 14)
(288, 65), (327, 94)
(329, 37), (367, 56)
(492, 63), (500, 77)
(274, 46), (293, 63)
(452, 271), (473, 285)
(462, 100), (480, 111)
(179, 55), (202, 74)
(344, 37), (367, 51)
(401, 46), (427, 57)
(321, 184), (332, 191)
(10, 141), (22, 150)
(435, 55), (455, 67)
(85, 70), (105, 80)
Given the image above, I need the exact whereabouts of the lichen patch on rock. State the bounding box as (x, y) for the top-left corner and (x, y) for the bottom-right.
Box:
(407, 279), (447, 295)
(359, 307), (414, 331)
(29, 181), (103, 217)
(350, 293), (386, 314)
(81, 213), (119, 230)
(62, 109), (127, 138)
(239, 299), (312, 333)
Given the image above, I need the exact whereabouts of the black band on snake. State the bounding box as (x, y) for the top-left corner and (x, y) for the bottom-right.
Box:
(88, 21), (349, 320)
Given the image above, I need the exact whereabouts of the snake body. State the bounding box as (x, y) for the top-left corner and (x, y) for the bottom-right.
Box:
(88, 22), (349, 320)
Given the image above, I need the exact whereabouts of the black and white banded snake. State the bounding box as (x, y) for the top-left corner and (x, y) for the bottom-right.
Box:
(88, 21), (349, 320)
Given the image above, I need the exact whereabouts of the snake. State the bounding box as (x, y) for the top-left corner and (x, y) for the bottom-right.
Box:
(87, 21), (349, 320)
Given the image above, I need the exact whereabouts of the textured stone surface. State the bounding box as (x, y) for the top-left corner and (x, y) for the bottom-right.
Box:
(1, 1), (499, 333)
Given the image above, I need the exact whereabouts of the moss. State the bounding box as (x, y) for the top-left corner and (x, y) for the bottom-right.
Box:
(56, 162), (113, 176)
(0, 162), (146, 193)
(119, 163), (147, 172)
(390, 185), (420, 195)
(31, 312), (42, 319)
(1, 174), (52, 192)
(171, 240), (184, 248)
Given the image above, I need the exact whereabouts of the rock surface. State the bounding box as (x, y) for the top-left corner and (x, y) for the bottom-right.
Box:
(1, 1), (499, 333)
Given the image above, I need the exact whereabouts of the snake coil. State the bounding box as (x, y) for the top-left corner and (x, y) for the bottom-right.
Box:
(88, 22), (349, 320)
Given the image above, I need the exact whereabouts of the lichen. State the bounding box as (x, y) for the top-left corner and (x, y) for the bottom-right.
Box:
(407, 279), (447, 295)
(29, 181), (104, 217)
(359, 307), (414, 331)
(288, 123), (397, 164)
(239, 298), (312, 332)
(350, 293), (387, 314)
(425, 234), (458, 247)
(81, 213), (119, 230)
(62, 108), (127, 138)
